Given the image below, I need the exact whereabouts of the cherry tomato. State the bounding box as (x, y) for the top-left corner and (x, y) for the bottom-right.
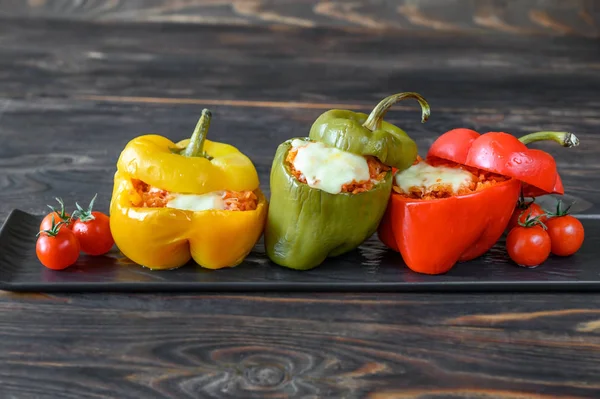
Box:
(543, 199), (585, 257)
(39, 197), (72, 231)
(507, 202), (546, 232)
(72, 212), (114, 256)
(546, 215), (584, 256)
(71, 194), (114, 256)
(506, 225), (551, 267)
(36, 223), (80, 270)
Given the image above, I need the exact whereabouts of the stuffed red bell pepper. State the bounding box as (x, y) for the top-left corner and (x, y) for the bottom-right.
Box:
(377, 128), (579, 275)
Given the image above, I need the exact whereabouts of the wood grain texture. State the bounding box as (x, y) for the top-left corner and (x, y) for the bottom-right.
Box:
(0, 18), (598, 220)
(0, 0), (598, 37)
(0, 16), (600, 398)
(1, 292), (600, 397)
(0, 95), (596, 220)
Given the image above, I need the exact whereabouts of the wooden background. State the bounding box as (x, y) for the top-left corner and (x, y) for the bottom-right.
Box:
(0, 0), (598, 37)
(1, 1), (600, 398)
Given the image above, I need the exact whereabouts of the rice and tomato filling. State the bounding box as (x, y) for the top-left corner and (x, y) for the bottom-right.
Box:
(129, 179), (259, 211)
(286, 139), (390, 195)
(393, 157), (509, 200)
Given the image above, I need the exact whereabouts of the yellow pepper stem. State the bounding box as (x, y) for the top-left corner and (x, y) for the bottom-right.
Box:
(182, 109), (212, 158)
(362, 92), (430, 131)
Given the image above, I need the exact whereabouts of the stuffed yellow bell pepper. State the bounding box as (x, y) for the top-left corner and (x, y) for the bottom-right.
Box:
(110, 109), (267, 270)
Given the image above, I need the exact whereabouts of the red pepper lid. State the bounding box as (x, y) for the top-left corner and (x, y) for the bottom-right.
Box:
(426, 128), (562, 195)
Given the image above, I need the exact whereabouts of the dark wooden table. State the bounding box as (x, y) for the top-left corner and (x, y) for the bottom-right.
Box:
(1, 14), (600, 399)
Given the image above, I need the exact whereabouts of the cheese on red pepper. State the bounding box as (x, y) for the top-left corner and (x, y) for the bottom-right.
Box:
(290, 139), (371, 195)
(394, 161), (475, 195)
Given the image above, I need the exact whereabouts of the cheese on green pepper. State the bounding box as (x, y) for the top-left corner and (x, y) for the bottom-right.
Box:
(290, 139), (371, 195)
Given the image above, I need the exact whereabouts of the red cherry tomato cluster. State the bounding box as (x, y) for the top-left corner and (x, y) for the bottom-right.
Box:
(506, 198), (584, 268)
(36, 195), (114, 270)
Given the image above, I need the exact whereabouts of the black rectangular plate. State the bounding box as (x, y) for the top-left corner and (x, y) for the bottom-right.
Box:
(1, 209), (599, 292)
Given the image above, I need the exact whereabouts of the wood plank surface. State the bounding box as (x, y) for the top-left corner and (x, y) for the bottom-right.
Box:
(0, 18), (598, 219)
(0, 16), (600, 398)
(0, 0), (598, 37)
(2, 291), (600, 398)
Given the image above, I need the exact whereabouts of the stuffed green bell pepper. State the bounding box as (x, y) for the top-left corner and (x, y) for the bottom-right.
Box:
(265, 92), (431, 270)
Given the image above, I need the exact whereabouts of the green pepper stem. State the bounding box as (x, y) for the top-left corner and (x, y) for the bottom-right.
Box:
(362, 92), (430, 131)
(182, 109), (212, 157)
(519, 131), (579, 148)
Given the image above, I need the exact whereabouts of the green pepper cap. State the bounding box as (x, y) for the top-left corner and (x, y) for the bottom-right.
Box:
(308, 92), (430, 172)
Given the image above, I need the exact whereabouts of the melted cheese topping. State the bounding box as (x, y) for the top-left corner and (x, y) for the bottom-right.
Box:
(166, 192), (225, 212)
(394, 161), (475, 194)
(290, 139), (371, 195)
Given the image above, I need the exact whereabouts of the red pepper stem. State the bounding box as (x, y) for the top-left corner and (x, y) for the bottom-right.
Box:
(183, 109), (212, 158)
(362, 92), (430, 131)
(518, 131), (579, 148)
